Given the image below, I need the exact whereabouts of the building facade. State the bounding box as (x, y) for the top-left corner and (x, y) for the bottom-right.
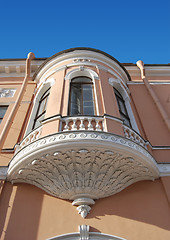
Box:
(0, 48), (170, 240)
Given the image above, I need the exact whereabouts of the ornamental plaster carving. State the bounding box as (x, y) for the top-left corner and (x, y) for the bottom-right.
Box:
(7, 131), (159, 217)
(0, 89), (16, 98)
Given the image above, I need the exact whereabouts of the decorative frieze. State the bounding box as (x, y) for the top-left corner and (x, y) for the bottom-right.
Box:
(0, 88), (16, 98)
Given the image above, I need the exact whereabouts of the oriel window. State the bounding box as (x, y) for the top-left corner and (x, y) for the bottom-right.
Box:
(114, 88), (131, 127)
(69, 77), (95, 115)
(32, 88), (50, 129)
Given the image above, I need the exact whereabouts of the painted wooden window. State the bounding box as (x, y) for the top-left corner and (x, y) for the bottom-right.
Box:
(69, 77), (95, 115)
(114, 88), (131, 127)
(32, 88), (50, 129)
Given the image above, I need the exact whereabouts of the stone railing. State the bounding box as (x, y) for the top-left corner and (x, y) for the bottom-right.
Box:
(61, 116), (104, 132)
(123, 125), (147, 149)
(15, 126), (42, 153)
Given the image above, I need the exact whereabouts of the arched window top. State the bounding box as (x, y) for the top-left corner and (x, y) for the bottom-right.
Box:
(65, 67), (99, 82)
(71, 76), (92, 83)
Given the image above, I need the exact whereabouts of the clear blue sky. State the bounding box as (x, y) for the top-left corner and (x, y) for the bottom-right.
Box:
(0, 0), (169, 63)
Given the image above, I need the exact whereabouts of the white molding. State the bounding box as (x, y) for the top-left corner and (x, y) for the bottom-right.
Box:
(34, 50), (130, 85)
(25, 79), (53, 136)
(158, 164), (170, 176)
(65, 67), (99, 116)
(125, 65), (170, 77)
(65, 67), (99, 81)
(0, 60), (43, 78)
(79, 225), (89, 240)
(47, 228), (126, 240)
(7, 131), (160, 217)
(108, 78), (139, 133)
(127, 82), (170, 85)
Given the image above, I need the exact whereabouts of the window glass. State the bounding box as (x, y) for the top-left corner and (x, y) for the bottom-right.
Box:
(32, 88), (50, 129)
(0, 106), (8, 124)
(69, 77), (95, 115)
(114, 88), (131, 127)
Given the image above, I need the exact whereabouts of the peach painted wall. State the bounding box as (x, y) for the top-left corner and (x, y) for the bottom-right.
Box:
(0, 180), (170, 240)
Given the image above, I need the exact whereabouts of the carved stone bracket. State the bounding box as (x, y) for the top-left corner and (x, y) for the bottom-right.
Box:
(72, 198), (95, 218)
(7, 131), (159, 217)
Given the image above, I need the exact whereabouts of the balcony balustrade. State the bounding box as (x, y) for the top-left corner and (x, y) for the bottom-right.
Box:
(8, 115), (159, 218)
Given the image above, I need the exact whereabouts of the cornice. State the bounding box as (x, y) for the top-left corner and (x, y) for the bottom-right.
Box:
(0, 60), (44, 78)
(125, 65), (170, 77)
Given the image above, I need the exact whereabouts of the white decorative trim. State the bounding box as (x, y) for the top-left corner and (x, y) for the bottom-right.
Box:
(158, 164), (170, 176)
(79, 225), (89, 240)
(65, 67), (99, 115)
(108, 77), (139, 133)
(47, 228), (127, 240)
(65, 67), (99, 81)
(25, 78), (53, 136)
(127, 82), (170, 85)
(34, 50), (129, 86)
(0, 167), (8, 180)
(7, 131), (159, 216)
(72, 198), (95, 218)
(0, 88), (16, 98)
(0, 60), (43, 78)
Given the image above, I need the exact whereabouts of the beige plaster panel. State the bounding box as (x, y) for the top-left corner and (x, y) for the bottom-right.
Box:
(161, 176), (170, 204)
(0, 180), (170, 240)
(129, 84), (170, 146)
(0, 153), (13, 166)
(1, 83), (36, 149)
(129, 94), (147, 139)
(104, 118), (124, 137)
(98, 70), (119, 116)
(153, 84), (170, 117)
(45, 70), (65, 118)
(3, 103), (30, 149)
(152, 149), (170, 163)
(41, 120), (60, 137)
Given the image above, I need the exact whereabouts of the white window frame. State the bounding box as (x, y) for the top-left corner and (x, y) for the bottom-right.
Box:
(109, 77), (139, 132)
(25, 78), (55, 135)
(65, 67), (99, 116)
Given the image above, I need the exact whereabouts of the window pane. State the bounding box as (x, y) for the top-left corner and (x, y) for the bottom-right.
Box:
(34, 113), (45, 129)
(69, 77), (95, 115)
(72, 77), (92, 83)
(32, 88), (50, 130)
(117, 98), (127, 115)
(83, 86), (93, 101)
(83, 106), (94, 115)
(0, 106), (8, 118)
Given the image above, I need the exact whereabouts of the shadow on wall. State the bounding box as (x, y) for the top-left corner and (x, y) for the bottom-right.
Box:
(89, 179), (170, 231)
(0, 182), (43, 240)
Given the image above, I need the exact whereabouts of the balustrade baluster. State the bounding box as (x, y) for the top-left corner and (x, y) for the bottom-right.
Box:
(79, 118), (85, 130)
(96, 119), (101, 131)
(72, 119), (77, 130)
(87, 118), (93, 130)
(63, 119), (69, 131)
